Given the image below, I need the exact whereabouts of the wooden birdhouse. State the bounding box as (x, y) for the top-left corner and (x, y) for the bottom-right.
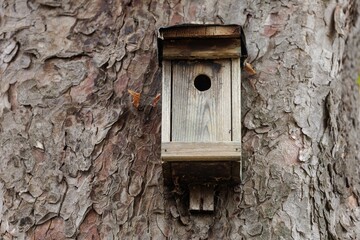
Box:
(158, 24), (247, 211)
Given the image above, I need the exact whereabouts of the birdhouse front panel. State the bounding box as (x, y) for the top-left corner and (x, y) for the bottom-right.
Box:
(172, 60), (231, 142)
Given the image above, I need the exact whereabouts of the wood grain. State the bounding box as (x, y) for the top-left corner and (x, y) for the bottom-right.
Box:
(160, 25), (240, 39)
(162, 39), (241, 60)
(189, 185), (214, 211)
(231, 58), (242, 180)
(161, 142), (241, 161)
(231, 58), (241, 142)
(161, 60), (172, 142)
(171, 60), (232, 142)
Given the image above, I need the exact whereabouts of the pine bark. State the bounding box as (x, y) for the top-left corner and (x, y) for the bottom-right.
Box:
(0, 0), (359, 239)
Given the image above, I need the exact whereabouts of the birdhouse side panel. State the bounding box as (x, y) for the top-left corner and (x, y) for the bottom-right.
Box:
(231, 58), (241, 142)
(161, 60), (172, 142)
(171, 60), (232, 142)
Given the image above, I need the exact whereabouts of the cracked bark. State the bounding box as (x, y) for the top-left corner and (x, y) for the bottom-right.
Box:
(0, 0), (359, 239)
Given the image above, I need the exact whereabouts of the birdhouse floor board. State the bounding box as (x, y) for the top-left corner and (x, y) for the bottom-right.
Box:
(161, 142), (241, 161)
(168, 161), (240, 184)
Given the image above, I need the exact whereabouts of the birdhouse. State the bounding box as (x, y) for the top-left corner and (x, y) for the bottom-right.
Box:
(158, 24), (247, 211)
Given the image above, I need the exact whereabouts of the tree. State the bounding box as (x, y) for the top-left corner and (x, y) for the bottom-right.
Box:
(0, 0), (359, 239)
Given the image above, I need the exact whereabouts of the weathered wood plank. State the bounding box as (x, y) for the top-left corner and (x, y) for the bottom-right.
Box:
(160, 25), (240, 39)
(189, 185), (201, 211)
(162, 39), (241, 60)
(171, 60), (232, 142)
(231, 58), (241, 142)
(189, 185), (214, 211)
(161, 142), (241, 161)
(161, 60), (171, 142)
(231, 58), (242, 181)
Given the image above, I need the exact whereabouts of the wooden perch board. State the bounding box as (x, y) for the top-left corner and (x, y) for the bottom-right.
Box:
(161, 142), (241, 161)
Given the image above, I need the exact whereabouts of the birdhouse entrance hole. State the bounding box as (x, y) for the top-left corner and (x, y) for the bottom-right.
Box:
(194, 74), (211, 91)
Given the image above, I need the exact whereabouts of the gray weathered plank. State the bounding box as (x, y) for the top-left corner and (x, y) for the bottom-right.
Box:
(189, 185), (214, 211)
(161, 142), (241, 161)
(231, 58), (241, 142)
(161, 60), (172, 142)
(162, 39), (241, 60)
(171, 60), (232, 142)
(231, 58), (242, 180)
(160, 25), (241, 39)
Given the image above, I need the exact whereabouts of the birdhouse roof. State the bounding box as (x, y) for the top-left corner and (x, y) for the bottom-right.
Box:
(157, 24), (247, 64)
(158, 24), (242, 39)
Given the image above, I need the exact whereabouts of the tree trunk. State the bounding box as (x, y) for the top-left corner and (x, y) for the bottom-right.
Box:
(0, 0), (359, 239)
